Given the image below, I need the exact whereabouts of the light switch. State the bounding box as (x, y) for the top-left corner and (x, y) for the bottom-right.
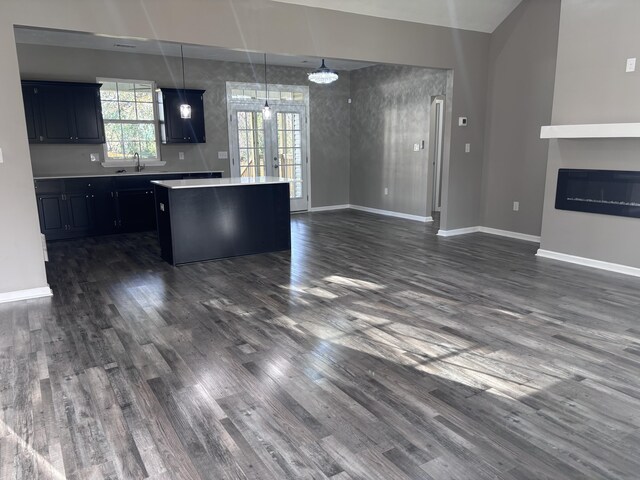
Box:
(218, 151), (229, 159)
(413, 143), (420, 152)
(465, 143), (471, 153)
(0, 147), (3, 164)
(458, 117), (468, 127)
(179, 152), (185, 160)
(513, 201), (520, 212)
(626, 57), (636, 73)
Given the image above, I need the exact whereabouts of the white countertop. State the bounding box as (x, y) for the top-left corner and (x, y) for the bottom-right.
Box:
(152, 176), (290, 189)
(34, 170), (224, 180)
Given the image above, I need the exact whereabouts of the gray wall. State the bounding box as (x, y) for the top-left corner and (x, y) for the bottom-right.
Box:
(0, 0), (489, 295)
(350, 64), (448, 216)
(540, 0), (640, 267)
(17, 44), (351, 208)
(481, 0), (560, 236)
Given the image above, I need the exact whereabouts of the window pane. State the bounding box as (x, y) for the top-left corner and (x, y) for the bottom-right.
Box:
(124, 141), (142, 158)
(136, 102), (154, 120)
(134, 84), (153, 103)
(107, 141), (124, 159)
(293, 92), (304, 101)
(119, 102), (136, 120)
(137, 123), (156, 142)
(101, 101), (120, 120)
(281, 91), (293, 101)
(100, 82), (118, 101)
(104, 123), (122, 143)
(117, 83), (135, 102)
(140, 142), (157, 159)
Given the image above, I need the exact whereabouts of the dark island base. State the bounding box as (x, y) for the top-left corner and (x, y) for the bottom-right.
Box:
(154, 183), (291, 265)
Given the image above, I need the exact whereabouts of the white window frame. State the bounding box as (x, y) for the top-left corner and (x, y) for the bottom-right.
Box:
(97, 77), (165, 168)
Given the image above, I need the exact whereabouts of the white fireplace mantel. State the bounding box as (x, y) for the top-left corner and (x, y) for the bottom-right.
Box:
(540, 123), (640, 139)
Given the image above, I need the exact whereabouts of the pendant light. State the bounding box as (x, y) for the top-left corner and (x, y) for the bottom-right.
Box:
(308, 59), (338, 84)
(262, 53), (272, 120)
(179, 45), (191, 119)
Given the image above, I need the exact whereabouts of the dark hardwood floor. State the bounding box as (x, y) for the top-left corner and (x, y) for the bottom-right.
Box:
(2, 210), (640, 479)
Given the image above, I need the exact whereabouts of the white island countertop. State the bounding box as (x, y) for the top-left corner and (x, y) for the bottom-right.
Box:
(151, 176), (290, 189)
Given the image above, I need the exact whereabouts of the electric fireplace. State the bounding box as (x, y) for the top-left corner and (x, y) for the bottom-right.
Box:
(556, 169), (640, 219)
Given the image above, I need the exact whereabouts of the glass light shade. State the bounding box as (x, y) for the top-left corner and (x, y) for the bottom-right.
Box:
(262, 101), (272, 120)
(308, 59), (339, 84)
(180, 103), (192, 119)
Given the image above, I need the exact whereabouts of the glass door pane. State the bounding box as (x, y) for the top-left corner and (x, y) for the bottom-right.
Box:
(275, 111), (304, 200)
(236, 111), (265, 178)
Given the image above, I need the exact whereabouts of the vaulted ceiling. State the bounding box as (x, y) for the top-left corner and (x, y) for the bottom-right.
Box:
(272, 0), (523, 33)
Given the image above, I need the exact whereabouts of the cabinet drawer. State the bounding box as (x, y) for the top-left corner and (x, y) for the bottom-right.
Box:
(34, 179), (64, 194)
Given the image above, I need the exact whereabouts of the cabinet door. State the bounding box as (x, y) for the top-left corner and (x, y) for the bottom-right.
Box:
(37, 194), (68, 240)
(183, 90), (206, 143)
(72, 86), (105, 144)
(162, 91), (188, 143)
(116, 188), (157, 232)
(22, 85), (41, 143)
(66, 193), (94, 235)
(37, 84), (75, 143)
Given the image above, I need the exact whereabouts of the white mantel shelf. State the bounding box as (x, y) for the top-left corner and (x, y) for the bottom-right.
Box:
(540, 123), (640, 139)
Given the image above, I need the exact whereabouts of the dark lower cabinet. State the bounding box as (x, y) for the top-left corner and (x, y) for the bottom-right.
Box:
(36, 192), (95, 240)
(116, 188), (156, 233)
(35, 172), (222, 241)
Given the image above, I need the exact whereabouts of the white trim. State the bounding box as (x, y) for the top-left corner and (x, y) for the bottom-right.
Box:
(309, 204), (350, 212)
(0, 286), (53, 304)
(349, 205), (432, 223)
(437, 226), (480, 237)
(536, 249), (640, 278)
(478, 227), (540, 243)
(540, 123), (640, 139)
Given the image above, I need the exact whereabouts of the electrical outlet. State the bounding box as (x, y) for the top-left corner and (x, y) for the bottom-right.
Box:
(465, 143), (471, 153)
(218, 151), (228, 160)
(626, 57), (636, 73)
(0, 147), (4, 164)
(179, 152), (185, 160)
(413, 143), (420, 152)
(384, 187), (389, 195)
(513, 201), (520, 212)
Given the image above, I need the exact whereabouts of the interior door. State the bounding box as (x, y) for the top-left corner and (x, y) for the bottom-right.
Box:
(230, 104), (308, 212)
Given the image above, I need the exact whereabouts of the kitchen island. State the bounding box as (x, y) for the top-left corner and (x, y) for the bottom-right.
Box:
(152, 176), (291, 265)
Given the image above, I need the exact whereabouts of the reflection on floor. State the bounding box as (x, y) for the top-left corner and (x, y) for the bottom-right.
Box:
(2, 210), (640, 479)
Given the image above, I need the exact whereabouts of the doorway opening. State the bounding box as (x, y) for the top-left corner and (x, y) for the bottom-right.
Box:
(430, 96), (446, 220)
(226, 82), (310, 212)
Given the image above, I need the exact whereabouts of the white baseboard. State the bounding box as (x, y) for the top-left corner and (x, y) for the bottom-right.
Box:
(437, 226), (540, 243)
(479, 227), (540, 243)
(309, 204), (350, 212)
(0, 286), (53, 304)
(437, 226), (480, 237)
(536, 249), (640, 278)
(349, 205), (433, 223)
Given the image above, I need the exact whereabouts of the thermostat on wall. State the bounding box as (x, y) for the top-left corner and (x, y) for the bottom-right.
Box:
(458, 117), (468, 127)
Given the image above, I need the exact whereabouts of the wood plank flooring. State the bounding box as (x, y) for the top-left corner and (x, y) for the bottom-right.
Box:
(2, 210), (640, 479)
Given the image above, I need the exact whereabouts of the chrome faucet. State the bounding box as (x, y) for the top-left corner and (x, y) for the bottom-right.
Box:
(134, 153), (145, 172)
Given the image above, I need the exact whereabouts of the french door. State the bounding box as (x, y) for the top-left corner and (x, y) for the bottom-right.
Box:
(229, 104), (308, 212)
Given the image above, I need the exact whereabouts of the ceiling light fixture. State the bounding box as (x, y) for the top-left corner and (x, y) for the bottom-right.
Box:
(308, 59), (338, 85)
(179, 45), (191, 119)
(263, 53), (272, 120)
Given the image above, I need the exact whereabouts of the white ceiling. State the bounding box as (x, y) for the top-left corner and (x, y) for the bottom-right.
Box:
(273, 0), (522, 33)
(13, 27), (373, 71)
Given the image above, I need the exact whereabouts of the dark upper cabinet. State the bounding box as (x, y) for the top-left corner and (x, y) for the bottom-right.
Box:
(22, 84), (41, 142)
(158, 88), (206, 144)
(21, 81), (105, 144)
